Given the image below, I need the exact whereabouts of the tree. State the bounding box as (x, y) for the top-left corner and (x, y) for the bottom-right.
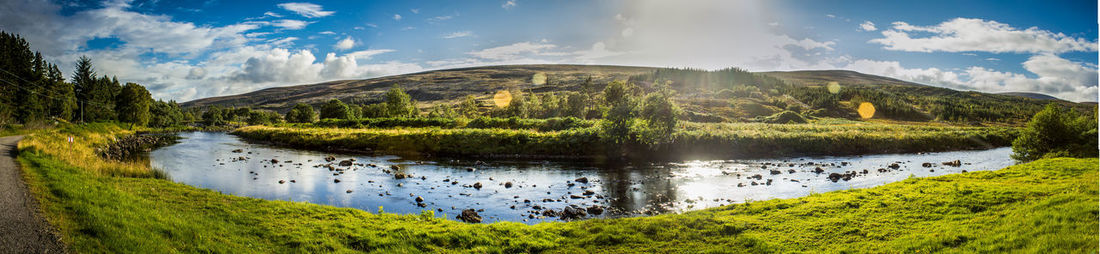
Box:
(504, 90), (528, 118)
(319, 99), (352, 120)
(360, 103), (387, 118)
(286, 103), (316, 123)
(459, 95), (480, 118)
(384, 85), (417, 117)
(640, 83), (681, 143)
(564, 92), (587, 118)
(247, 110), (282, 125)
(202, 106), (226, 126)
(116, 82), (152, 128)
(1011, 103), (1098, 161)
(149, 100), (184, 127)
(601, 80), (640, 144)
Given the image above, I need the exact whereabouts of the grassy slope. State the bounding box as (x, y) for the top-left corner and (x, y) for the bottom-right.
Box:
(16, 124), (1097, 253)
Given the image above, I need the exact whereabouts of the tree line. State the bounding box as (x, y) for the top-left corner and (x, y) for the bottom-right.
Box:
(0, 31), (189, 128)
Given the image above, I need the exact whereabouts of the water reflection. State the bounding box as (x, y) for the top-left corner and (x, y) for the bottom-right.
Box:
(150, 132), (1016, 224)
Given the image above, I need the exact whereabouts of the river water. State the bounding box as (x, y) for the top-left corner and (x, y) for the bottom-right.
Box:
(149, 131), (1017, 224)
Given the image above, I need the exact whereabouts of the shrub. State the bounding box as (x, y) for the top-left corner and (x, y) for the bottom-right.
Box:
(1011, 103), (1098, 161)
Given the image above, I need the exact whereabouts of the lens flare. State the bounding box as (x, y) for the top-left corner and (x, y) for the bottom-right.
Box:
(858, 102), (876, 119)
(532, 72), (547, 85)
(826, 82), (841, 94)
(493, 90), (512, 108)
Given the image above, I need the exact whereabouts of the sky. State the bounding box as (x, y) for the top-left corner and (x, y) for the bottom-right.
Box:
(0, 0), (1096, 102)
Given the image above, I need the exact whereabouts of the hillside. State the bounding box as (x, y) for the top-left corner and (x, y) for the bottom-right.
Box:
(182, 65), (654, 110)
(183, 64), (1091, 125)
(997, 92), (1062, 101)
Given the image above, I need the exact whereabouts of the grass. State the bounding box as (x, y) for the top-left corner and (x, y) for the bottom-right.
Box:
(17, 123), (1097, 252)
(235, 120), (1016, 159)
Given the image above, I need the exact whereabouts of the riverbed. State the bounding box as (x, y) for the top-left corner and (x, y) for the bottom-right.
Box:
(149, 131), (1017, 224)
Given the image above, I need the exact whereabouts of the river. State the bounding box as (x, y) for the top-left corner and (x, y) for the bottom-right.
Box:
(149, 131), (1017, 224)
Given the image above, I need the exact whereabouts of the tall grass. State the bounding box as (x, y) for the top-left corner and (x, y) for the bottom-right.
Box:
(17, 123), (154, 177)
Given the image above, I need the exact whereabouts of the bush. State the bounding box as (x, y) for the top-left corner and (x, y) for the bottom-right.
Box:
(319, 99), (352, 120)
(1011, 103), (1098, 161)
(285, 103), (316, 123)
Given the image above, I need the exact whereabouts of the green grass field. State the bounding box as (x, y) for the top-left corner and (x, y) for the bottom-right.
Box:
(15, 123), (1097, 253)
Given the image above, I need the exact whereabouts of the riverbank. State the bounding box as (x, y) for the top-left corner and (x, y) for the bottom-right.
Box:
(15, 123), (1097, 252)
(233, 121), (1017, 160)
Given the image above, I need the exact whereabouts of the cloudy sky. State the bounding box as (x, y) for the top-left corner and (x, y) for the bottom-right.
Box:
(0, 0), (1096, 102)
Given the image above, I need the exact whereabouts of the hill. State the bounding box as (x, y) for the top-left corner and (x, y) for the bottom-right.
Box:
(997, 92), (1062, 101)
(182, 64), (1092, 125)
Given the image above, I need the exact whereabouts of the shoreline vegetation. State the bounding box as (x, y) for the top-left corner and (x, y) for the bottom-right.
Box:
(232, 118), (1018, 161)
(15, 123), (1098, 252)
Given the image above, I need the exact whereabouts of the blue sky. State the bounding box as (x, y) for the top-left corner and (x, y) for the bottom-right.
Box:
(0, 0), (1096, 102)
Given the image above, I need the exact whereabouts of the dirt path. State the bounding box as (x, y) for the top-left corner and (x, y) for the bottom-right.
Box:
(0, 136), (65, 253)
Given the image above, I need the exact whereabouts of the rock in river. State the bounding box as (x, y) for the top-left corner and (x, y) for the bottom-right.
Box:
(561, 205), (588, 220)
(457, 209), (482, 223)
(338, 160), (353, 167)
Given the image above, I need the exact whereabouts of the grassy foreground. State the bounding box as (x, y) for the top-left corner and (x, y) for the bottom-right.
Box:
(15, 123), (1097, 253)
(234, 120), (1016, 159)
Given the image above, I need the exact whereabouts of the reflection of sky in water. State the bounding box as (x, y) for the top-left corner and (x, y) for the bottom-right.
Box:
(150, 132), (1016, 224)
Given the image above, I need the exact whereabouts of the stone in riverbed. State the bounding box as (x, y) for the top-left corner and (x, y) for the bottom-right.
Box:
(561, 205), (588, 220)
(338, 160), (353, 167)
(586, 205), (604, 215)
(232, 149), (243, 153)
(457, 209), (482, 223)
(473, 182), (483, 189)
(324, 155), (336, 162)
(574, 177), (588, 184)
(504, 182), (513, 188)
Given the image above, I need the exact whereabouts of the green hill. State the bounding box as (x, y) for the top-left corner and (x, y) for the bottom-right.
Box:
(182, 64), (1092, 125)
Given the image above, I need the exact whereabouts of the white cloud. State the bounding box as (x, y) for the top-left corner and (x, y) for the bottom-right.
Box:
(277, 2), (334, 18)
(859, 21), (876, 31)
(365, 23), (378, 28)
(393, 14), (402, 21)
(502, 0), (517, 9)
(841, 54), (1098, 102)
(270, 19), (312, 30)
(319, 31), (335, 35)
(427, 15), (453, 23)
(584, 1), (836, 70)
(871, 18), (1098, 54)
(825, 14), (836, 18)
(334, 36), (355, 50)
(269, 37), (298, 47)
(263, 11), (282, 18)
(467, 42), (559, 60)
(442, 31), (473, 39)
(410, 9), (419, 14)
(985, 57), (1000, 61)
(574, 42), (623, 61)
